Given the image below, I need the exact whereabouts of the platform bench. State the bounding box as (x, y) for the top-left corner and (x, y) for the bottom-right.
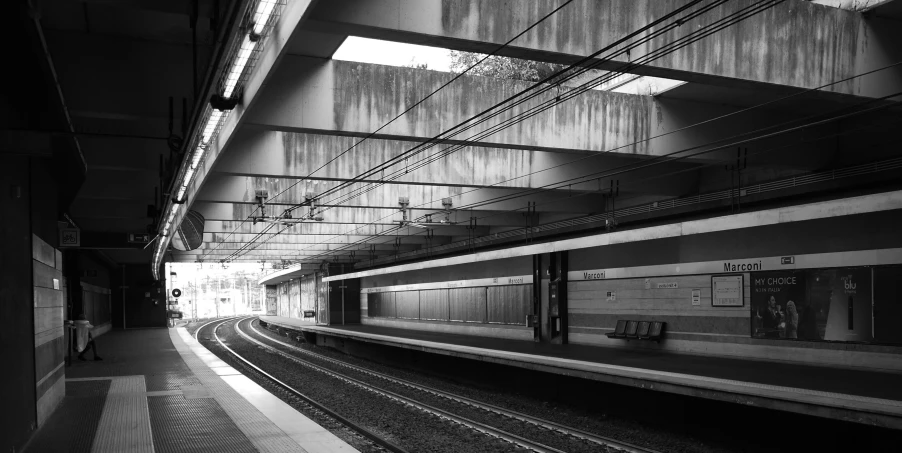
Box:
(605, 320), (666, 342)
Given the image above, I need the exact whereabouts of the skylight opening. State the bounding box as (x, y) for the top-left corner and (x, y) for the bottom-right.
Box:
(332, 36), (687, 96)
(333, 37), (452, 71)
(609, 76), (687, 96)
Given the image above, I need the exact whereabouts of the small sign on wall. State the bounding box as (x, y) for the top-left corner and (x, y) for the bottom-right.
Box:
(691, 289), (701, 306)
(606, 291), (616, 301)
(59, 228), (80, 247)
(712, 275), (744, 306)
(657, 282), (678, 289)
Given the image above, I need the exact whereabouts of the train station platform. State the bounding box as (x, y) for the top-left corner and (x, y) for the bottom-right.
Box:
(260, 315), (902, 430)
(24, 324), (357, 453)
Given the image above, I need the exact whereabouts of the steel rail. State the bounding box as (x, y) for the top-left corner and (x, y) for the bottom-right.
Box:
(231, 318), (567, 453)
(251, 319), (661, 453)
(194, 316), (239, 341)
(200, 317), (410, 453)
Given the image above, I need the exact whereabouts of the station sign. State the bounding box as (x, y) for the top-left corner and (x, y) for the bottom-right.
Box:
(128, 233), (151, 243)
(59, 228), (80, 247)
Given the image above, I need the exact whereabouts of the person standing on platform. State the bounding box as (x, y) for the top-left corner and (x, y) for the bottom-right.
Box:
(75, 314), (103, 361)
(785, 299), (799, 339)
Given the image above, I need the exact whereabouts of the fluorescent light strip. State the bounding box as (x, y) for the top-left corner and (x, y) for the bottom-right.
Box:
(191, 145), (205, 168)
(202, 110), (225, 143)
(154, 0), (280, 278)
(252, 0), (278, 35)
(223, 37), (255, 98)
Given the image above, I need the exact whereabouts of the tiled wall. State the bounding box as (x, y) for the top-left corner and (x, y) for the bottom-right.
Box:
(32, 234), (65, 426)
(569, 274), (750, 342)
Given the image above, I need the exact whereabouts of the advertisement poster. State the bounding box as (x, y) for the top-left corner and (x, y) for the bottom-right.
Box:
(815, 267), (872, 343)
(751, 271), (807, 339)
(751, 268), (872, 342)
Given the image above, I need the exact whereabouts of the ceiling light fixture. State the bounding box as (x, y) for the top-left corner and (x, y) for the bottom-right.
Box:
(152, 0), (281, 280)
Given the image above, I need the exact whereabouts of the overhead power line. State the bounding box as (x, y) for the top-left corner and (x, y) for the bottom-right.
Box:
(222, 0), (724, 261)
(205, 0), (577, 261)
(226, 0), (782, 262)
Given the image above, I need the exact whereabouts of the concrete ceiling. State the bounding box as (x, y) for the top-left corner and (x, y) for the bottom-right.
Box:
(15, 1), (900, 269)
(171, 0), (901, 269)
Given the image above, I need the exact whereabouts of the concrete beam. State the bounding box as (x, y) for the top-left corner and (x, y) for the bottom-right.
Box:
(196, 173), (680, 221)
(203, 226), (487, 244)
(212, 129), (703, 195)
(245, 57), (654, 154)
(305, 0), (902, 98)
(200, 232), (433, 244)
(245, 58), (852, 168)
(203, 222), (451, 237)
(192, 200), (575, 227)
(195, 242), (420, 252)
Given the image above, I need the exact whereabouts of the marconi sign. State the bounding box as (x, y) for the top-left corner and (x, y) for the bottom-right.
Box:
(723, 260), (763, 272)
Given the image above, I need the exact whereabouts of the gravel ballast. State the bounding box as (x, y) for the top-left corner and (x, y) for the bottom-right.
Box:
(247, 318), (733, 453)
(202, 318), (526, 453)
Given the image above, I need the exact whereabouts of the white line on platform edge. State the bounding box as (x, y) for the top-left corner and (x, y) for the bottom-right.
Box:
(174, 325), (359, 453)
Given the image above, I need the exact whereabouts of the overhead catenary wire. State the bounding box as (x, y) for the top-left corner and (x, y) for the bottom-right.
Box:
(281, 71), (902, 263)
(212, 0), (719, 261)
(320, 0), (778, 209)
(203, 0), (578, 261)
(220, 0), (732, 261)
(303, 0), (726, 207)
(226, 0), (792, 262)
(290, 97), (902, 265)
(228, 0), (884, 264)
(225, 0), (784, 261)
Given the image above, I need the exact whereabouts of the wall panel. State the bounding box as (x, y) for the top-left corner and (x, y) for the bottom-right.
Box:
(31, 234), (65, 428)
(301, 275), (316, 314)
(449, 287), (487, 323)
(395, 291), (419, 319)
(419, 289), (450, 321)
(487, 285), (530, 325)
(382, 291), (397, 318)
(289, 280), (300, 318)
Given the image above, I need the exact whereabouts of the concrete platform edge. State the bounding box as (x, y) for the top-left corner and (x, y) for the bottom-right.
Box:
(171, 325), (359, 453)
(262, 316), (902, 430)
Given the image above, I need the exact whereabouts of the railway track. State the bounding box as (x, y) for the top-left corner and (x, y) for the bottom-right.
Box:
(196, 317), (407, 453)
(240, 317), (661, 453)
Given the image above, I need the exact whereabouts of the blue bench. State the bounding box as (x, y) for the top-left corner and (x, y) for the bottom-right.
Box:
(605, 320), (666, 343)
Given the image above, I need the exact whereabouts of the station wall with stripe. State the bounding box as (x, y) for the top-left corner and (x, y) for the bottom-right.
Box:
(336, 193), (902, 369)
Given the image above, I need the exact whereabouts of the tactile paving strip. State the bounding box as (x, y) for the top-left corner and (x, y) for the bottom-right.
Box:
(169, 327), (309, 453)
(145, 372), (203, 392)
(69, 380), (113, 452)
(22, 380), (111, 453)
(148, 395), (258, 453)
(91, 376), (154, 453)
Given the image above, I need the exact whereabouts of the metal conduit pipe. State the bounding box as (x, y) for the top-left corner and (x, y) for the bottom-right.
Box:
(26, 0), (86, 173)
